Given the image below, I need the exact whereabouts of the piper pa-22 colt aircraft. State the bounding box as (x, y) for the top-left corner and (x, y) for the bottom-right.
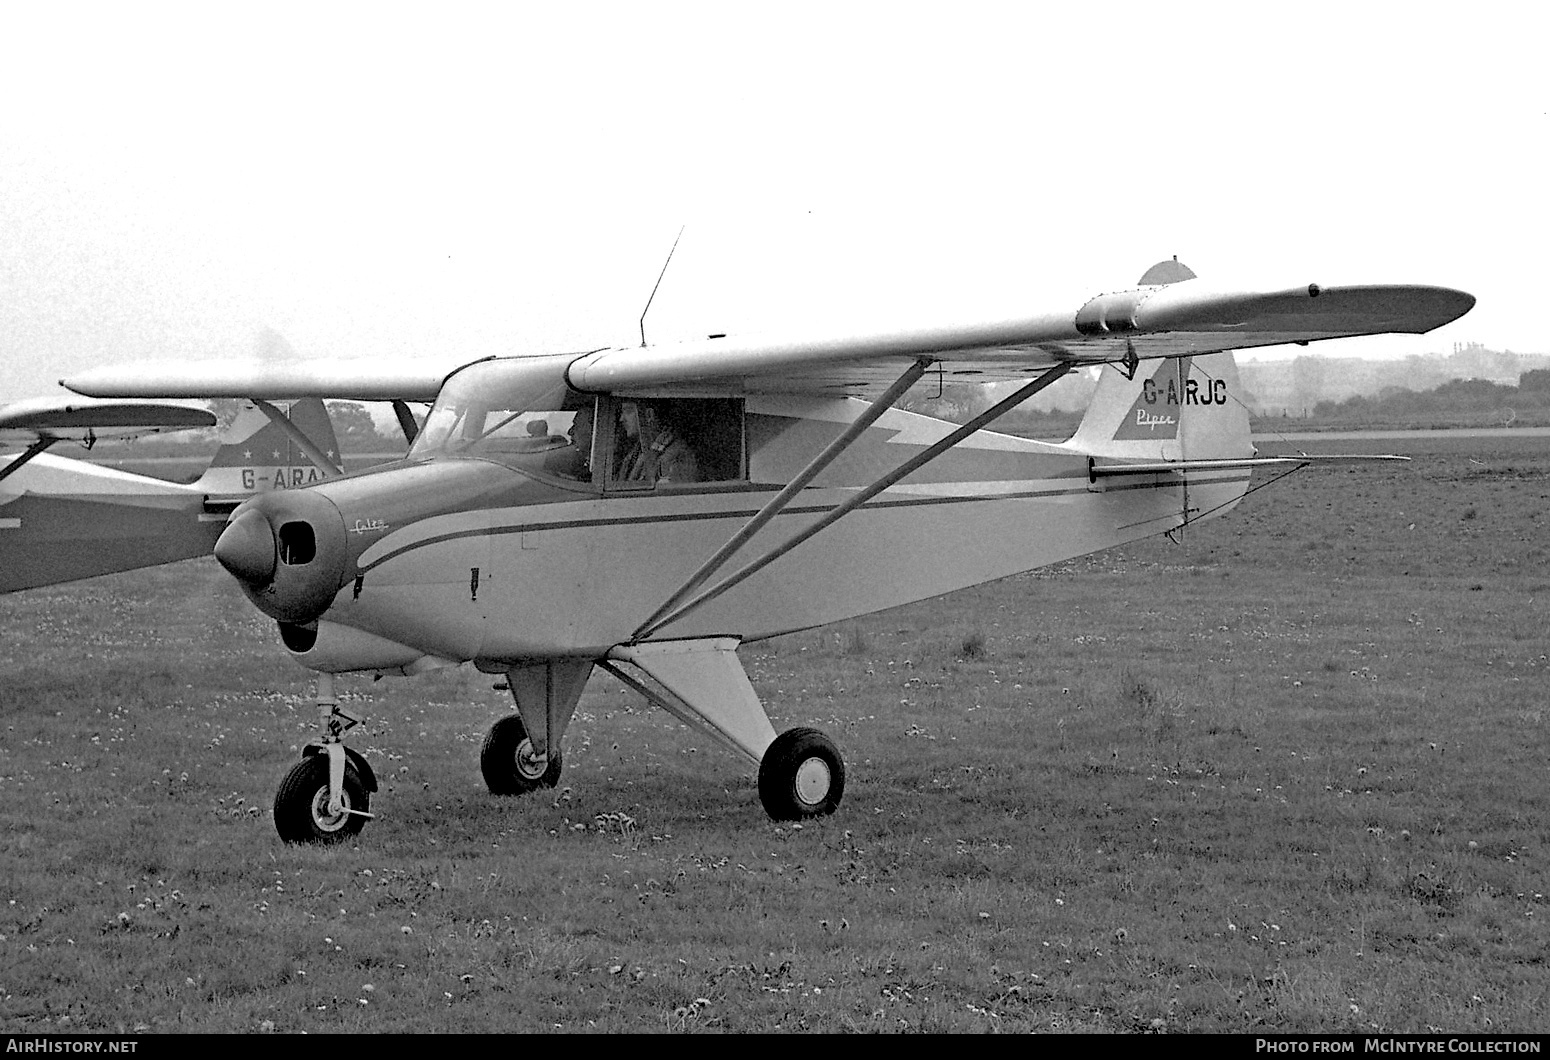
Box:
(63, 259), (1475, 843)
(0, 397), (342, 593)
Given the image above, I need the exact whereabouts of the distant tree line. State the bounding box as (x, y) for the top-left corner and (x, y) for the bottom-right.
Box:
(911, 369), (1550, 438)
(205, 399), (393, 450)
(1292, 371), (1550, 429)
(1313, 374), (1550, 415)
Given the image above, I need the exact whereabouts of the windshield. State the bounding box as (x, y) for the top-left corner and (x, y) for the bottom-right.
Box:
(408, 356), (593, 480)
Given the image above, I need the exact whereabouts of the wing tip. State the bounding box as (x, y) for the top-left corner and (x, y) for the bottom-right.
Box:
(1381, 284), (1476, 333)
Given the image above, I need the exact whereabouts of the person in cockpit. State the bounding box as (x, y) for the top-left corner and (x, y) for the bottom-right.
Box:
(617, 400), (701, 485)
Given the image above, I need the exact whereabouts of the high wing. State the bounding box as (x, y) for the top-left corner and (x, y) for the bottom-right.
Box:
(61, 358), (470, 402)
(61, 271), (1474, 403)
(0, 396), (216, 443)
(0, 397), (218, 485)
(566, 280), (1474, 397)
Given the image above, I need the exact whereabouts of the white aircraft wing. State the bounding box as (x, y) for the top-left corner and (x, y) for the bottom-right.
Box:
(60, 273), (1474, 403)
(61, 355), (478, 402)
(0, 396), (216, 444)
(565, 280), (1475, 396)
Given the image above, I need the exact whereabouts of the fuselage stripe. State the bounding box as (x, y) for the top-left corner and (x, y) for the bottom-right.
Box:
(356, 472), (1249, 575)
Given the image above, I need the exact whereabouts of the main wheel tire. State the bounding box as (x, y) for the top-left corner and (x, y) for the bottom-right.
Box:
(758, 727), (845, 820)
(480, 714), (562, 795)
(274, 754), (370, 844)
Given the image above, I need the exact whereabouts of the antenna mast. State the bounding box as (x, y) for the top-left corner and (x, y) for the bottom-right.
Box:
(639, 226), (685, 347)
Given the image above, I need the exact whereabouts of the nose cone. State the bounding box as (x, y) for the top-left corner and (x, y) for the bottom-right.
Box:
(215, 508), (277, 584)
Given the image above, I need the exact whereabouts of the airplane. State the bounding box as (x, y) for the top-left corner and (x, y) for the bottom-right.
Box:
(60, 258), (1475, 843)
(1, 396), (345, 593)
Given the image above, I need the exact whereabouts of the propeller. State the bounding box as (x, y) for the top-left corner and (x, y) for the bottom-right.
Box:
(214, 491), (348, 624)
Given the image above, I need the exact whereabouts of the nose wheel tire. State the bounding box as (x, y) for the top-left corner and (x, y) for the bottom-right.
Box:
(274, 755), (370, 844)
(758, 727), (845, 820)
(481, 714), (563, 795)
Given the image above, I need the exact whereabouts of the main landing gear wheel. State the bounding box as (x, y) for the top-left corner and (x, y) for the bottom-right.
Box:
(758, 727), (845, 821)
(481, 714), (563, 795)
(274, 755), (370, 844)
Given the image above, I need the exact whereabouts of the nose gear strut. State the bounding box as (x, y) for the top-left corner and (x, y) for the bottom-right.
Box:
(273, 672), (379, 843)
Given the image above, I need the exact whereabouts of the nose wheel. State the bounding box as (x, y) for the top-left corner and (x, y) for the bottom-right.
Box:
(758, 727), (845, 820)
(274, 755), (371, 843)
(271, 675), (377, 844)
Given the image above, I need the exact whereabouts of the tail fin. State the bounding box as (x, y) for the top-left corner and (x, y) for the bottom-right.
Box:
(1065, 352), (1254, 531)
(1067, 352), (1251, 463)
(192, 398), (342, 499)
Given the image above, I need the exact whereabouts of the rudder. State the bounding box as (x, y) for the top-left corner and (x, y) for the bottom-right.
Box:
(1067, 352), (1251, 464)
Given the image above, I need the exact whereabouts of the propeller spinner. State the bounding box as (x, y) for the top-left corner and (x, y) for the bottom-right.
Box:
(214, 491), (349, 624)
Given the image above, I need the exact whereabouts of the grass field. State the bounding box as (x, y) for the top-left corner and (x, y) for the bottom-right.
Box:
(2, 433), (1548, 1033)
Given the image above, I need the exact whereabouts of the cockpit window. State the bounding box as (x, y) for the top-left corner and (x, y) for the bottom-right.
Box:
(408, 356), (596, 481)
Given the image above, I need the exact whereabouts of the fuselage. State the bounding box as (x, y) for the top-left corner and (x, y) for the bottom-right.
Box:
(217, 389), (1251, 674)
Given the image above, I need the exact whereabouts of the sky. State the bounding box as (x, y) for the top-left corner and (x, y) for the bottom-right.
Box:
(1, 2), (1544, 402)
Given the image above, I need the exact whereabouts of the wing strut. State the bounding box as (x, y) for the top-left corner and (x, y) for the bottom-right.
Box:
(253, 400), (343, 477)
(0, 438), (61, 486)
(635, 361), (1073, 640)
(391, 400), (420, 446)
(632, 357), (934, 640)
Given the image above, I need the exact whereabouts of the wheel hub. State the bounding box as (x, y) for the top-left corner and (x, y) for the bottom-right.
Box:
(795, 757), (831, 806)
(310, 785), (352, 832)
(515, 738), (548, 781)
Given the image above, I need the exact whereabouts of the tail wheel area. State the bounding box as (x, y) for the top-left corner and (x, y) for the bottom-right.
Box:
(758, 727), (845, 820)
(481, 714), (563, 795)
(274, 755), (370, 844)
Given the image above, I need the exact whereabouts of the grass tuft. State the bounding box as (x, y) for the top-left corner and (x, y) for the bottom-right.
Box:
(837, 624), (870, 656)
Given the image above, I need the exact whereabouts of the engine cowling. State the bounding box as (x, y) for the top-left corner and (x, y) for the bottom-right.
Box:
(215, 490), (349, 624)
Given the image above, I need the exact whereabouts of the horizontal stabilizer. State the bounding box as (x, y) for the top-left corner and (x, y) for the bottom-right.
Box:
(1089, 454), (1409, 477)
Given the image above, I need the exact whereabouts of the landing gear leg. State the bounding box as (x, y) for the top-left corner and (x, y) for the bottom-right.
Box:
(273, 672), (378, 843)
(481, 714), (563, 794)
(602, 638), (846, 821)
(480, 659), (593, 797)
